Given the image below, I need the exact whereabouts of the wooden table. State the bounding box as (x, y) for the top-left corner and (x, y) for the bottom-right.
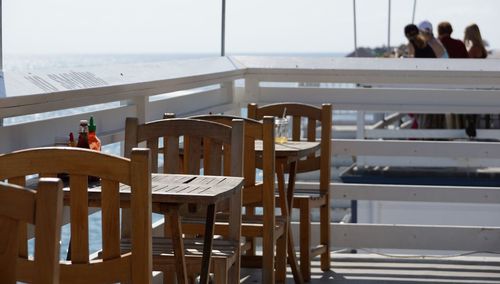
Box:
(87, 173), (244, 284)
(256, 140), (321, 284)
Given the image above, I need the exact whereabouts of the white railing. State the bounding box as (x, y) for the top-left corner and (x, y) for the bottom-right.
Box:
(2, 56), (500, 253)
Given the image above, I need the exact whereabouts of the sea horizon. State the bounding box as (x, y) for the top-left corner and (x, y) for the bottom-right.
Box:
(3, 52), (348, 71)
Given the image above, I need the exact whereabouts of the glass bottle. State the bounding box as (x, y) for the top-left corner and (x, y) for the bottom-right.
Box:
(76, 120), (90, 149)
(88, 116), (101, 151)
(67, 132), (77, 147)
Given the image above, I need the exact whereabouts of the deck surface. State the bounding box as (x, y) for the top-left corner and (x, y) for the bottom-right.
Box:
(240, 253), (500, 283)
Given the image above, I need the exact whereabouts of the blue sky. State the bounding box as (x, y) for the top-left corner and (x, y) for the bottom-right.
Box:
(4, 0), (498, 54)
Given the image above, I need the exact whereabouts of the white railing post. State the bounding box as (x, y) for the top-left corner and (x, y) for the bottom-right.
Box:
(244, 75), (260, 104)
(133, 96), (148, 124)
(221, 80), (235, 106)
(356, 111), (366, 166)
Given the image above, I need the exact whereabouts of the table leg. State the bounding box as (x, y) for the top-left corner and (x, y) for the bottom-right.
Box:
(285, 161), (304, 284)
(276, 160), (304, 284)
(200, 204), (216, 284)
(165, 205), (188, 284)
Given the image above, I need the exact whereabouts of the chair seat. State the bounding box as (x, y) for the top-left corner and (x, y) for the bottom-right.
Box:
(181, 215), (287, 239)
(275, 191), (328, 208)
(122, 238), (239, 258)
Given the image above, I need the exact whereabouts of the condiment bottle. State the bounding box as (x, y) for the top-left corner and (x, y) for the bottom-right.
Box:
(76, 120), (90, 149)
(88, 116), (101, 151)
(67, 132), (77, 147)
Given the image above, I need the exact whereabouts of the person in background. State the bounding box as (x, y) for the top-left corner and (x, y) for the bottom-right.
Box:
(404, 24), (436, 129)
(437, 22), (469, 130)
(464, 23), (488, 58)
(438, 22), (469, 58)
(418, 20), (449, 58)
(463, 23), (488, 137)
(404, 24), (436, 58)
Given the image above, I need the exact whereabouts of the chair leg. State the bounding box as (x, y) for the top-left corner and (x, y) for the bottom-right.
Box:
(320, 200), (331, 271)
(214, 258), (229, 284)
(275, 225), (287, 283)
(300, 200), (311, 281)
(245, 206), (257, 256)
(163, 271), (176, 284)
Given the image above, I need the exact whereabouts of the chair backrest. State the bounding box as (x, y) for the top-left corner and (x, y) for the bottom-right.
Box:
(124, 117), (243, 177)
(0, 178), (63, 284)
(248, 102), (332, 193)
(189, 114), (276, 210)
(0, 147), (152, 284)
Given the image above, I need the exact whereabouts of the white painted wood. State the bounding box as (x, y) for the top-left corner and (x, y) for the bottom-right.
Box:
(0, 105), (135, 153)
(257, 86), (500, 113)
(366, 129), (500, 140)
(356, 111), (365, 139)
(330, 183), (500, 204)
(360, 156), (500, 168)
(243, 74), (260, 103)
(332, 139), (500, 159)
(332, 223), (500, 251)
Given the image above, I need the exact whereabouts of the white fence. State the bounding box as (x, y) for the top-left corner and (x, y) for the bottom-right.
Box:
(2, 56), (500, 253)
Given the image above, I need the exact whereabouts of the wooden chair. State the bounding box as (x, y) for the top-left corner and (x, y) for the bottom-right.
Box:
(0, 178), (63, 284)
(248, 102), (332, 280)
(124, 117), (244, 284)
(0, 147), (152, 284)
(186, 114), (287, 283)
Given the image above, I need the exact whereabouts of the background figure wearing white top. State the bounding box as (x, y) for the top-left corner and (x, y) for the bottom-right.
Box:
(418, 20), (449, 58)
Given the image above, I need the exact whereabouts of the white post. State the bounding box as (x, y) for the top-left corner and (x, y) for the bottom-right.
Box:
(221, 0), (226, 56)
(353, 0), (358, 57)
(412, 0), (417, 24)
(387, 0), (391, 52)
(0, 0), (3, 70)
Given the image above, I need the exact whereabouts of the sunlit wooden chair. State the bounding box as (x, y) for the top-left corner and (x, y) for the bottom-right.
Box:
(124, 117), (244, 284)
(0, 147), (152, 284)
(186, 114), (287, 283)
(248, 102), (332, 280)
(0, 178), (63, 284)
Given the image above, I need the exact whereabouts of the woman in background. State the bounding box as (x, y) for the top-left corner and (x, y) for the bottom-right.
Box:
(464, 24), (488, 58)
(463, 23), (488, 137)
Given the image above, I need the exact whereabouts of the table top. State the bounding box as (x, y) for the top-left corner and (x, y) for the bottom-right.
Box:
(83, 173), (244, 205)
(255, 140), (320, 159)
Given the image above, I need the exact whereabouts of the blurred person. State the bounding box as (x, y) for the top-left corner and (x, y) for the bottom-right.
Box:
(438, 21), (469, 130)
(463, 23), (488, 138)
(404, 24), (436, 58)
(464, 23), (488, 58)
(404, 24), (436, 130)
(438, 21), (469, 58)
(418, 20), (449, 58)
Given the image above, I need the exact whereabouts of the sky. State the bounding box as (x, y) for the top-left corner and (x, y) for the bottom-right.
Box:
(4, 0), (499, 55)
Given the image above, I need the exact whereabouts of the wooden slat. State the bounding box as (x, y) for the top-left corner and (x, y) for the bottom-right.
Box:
(7, 177), (28, 258)
(147, 138), (159, 173)
(186, 136), (201, 174)
(166, 137), (180, 174)
(34, 178), (64, 284)
(101, 179), (121, 260)
(332, 223), (500, 251)
(0, 184), (35, 223)
(70, 174), (89, 263)
(130, 149), (153, 284)
(292, 116), (300, 141)
(0, 216), (19, 283)
(0, 148), (130, 184)
(204, 138), (222, 176)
